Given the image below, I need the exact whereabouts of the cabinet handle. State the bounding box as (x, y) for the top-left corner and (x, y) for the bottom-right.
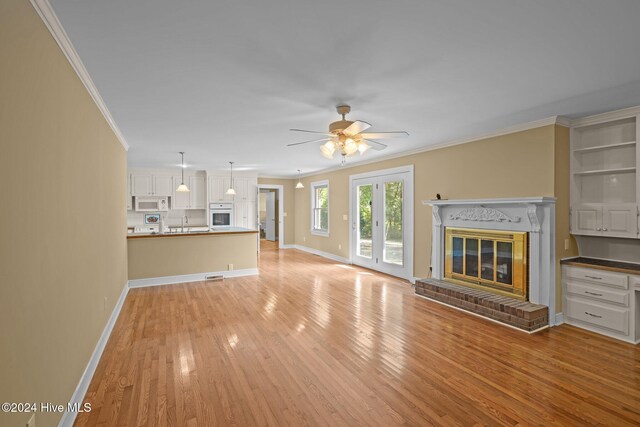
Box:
(585, 275), (602, 280)
(584, 311), (602, 319)
(584, 291), (603, 296)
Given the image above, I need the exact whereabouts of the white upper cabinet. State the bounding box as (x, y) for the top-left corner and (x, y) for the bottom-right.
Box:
(570, 109), (639, 239)
(189, 175), (206, 209)
(131, 174), (153, 196)
(126, 174), (133, 210)
(208, 175), (234, 202)
(172, 175), (206, 210)
(153, 175), (174, 197)
(131, 173), (173, 196)
(233, 177), (257, 201)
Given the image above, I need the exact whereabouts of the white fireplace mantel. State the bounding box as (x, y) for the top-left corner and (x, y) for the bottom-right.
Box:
(422, 197), (558, 325)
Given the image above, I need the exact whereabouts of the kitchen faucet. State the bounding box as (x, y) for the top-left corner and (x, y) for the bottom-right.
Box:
(181, 215), (188, 233)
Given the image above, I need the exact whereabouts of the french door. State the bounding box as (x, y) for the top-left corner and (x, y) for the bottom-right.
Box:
(350, 168), (413, 280)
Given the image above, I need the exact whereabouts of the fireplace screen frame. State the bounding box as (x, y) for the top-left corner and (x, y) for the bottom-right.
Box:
(444, 227), (528, 300)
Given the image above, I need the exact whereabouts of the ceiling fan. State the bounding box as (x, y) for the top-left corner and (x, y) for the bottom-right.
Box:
(287, 105), (409, 163)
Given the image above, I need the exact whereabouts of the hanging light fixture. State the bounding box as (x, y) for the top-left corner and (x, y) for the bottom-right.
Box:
(176, 152), (190, 192)
(225, 161), (236, 195)
(295, 170), (304, 189)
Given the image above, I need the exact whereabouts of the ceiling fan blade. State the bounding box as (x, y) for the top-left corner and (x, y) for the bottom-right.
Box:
(286, 137), (331, 147)
(364, 139), (388, 151)
(359, 131), (409, 139)
(343, 120), (371, 136)
(290, 128), (334, 137)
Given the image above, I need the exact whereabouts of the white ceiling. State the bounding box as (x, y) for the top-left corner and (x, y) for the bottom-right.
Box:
(50, 0), (640, 177)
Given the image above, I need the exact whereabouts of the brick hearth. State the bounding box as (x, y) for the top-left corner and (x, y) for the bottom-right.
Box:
(415, 279), (548, 332)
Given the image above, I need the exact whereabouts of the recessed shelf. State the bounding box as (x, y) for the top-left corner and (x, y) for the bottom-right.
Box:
(573, 167), (636, 176)
(572, 141), (636, 153)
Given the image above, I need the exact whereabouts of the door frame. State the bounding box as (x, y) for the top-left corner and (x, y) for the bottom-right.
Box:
(257, 184), (285, 249)
(348, 165), (414, 281)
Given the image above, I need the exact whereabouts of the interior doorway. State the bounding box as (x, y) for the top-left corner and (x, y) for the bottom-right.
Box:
(257, 184), (285, 251)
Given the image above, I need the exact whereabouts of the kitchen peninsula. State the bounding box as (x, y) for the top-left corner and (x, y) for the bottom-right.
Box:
(127, 227), (258, 286)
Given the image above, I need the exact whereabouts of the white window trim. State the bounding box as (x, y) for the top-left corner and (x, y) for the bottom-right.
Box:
(310, 179), (330, 237)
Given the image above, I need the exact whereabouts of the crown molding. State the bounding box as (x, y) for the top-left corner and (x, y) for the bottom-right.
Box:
(29, 0), (129, 151)
(570, 105), (640, 128)
(295, 115), (569, 179)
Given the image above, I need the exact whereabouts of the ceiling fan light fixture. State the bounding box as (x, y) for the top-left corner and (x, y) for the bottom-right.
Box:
(320, 142), (335, 159)
(358, 142), (371, 154)
(344, 139), (359, 156)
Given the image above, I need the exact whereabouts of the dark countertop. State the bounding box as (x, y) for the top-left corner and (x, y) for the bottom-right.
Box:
(127, 227), (258, 239)
(561, 257), (640, 275)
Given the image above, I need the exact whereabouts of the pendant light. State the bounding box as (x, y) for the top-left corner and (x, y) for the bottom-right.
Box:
(295, 170), (304, 189)
(225, 161), (236, 195)
(176, 152), (190, 192)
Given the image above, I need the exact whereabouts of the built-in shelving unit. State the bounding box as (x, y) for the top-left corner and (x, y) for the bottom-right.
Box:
(570, 108), (640, 238)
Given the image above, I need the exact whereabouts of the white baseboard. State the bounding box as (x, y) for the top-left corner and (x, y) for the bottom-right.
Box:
(127, 268), (259, 288)
(292, 245), (351, 264)
(59, 281), (129, 427)
(280, 244), (296, 249)
(554, 313), (564, 325)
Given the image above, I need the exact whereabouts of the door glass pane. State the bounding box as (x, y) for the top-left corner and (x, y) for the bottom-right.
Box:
(383, 181), (403, 266)
(481, 240), (494, 281)
(356, 184), (372, 258)
(465, 238), (479, 277)
(496, 241), (513, 284)
(452, 237), (463, 274)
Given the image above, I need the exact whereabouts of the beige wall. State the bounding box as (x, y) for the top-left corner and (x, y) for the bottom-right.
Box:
(257, 178), (297, 245)
(128, 233), (258, 280)
(293, 125), (573, 312)
(0, 1), (128, 426)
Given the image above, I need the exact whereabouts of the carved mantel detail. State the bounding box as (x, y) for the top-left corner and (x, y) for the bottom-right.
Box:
(448, 207), (521, 223)
(432, 206), (442, 227)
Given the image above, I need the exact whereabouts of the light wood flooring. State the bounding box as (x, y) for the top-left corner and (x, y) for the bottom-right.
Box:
(75, 246), (640, 426)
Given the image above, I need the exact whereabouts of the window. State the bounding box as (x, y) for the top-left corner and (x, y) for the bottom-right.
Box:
(311, 180), (329, 236)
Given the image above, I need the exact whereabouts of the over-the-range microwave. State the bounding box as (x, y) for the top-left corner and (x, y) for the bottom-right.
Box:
(135, 197), (169, 212)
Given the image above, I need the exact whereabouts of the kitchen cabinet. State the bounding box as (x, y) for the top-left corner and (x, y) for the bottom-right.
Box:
(126, 174), (133, 210)
(208, 175), (234, 202)
(571, 204), (637, 238)
(570, 109), (639, 239)
(563, 264), (638, 344)
(234, 201), (257, 229)
(131, 173), (173, 197)
(234, 177), (258, 201)
(172, 175), (206, 210)
(131, 174), (152, 196)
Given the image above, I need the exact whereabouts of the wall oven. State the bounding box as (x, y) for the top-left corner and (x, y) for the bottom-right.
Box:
(210, 203), (233, 227)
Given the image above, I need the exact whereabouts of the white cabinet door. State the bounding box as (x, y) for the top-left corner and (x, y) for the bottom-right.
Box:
(126, 174), (133, 210)
(602, 204), (638, 238)
(572, 204), (602, 236)
(246, 199), (257, 230)
(246, 177), (257, 202)
(208, 176), (229, 202)
(234, 177), (248, 200)
(153, 175), (173, 196)
(234, 201), (246, 228)
(190, 175), (206, 209)
(131, 174), (152, 196)
(172, 175), (190, 209)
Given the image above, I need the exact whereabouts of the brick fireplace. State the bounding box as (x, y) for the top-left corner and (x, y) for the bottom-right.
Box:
(417, 197), (557, 331)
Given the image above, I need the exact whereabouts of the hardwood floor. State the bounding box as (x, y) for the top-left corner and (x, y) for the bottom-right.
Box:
(75, 248), (640, 426)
